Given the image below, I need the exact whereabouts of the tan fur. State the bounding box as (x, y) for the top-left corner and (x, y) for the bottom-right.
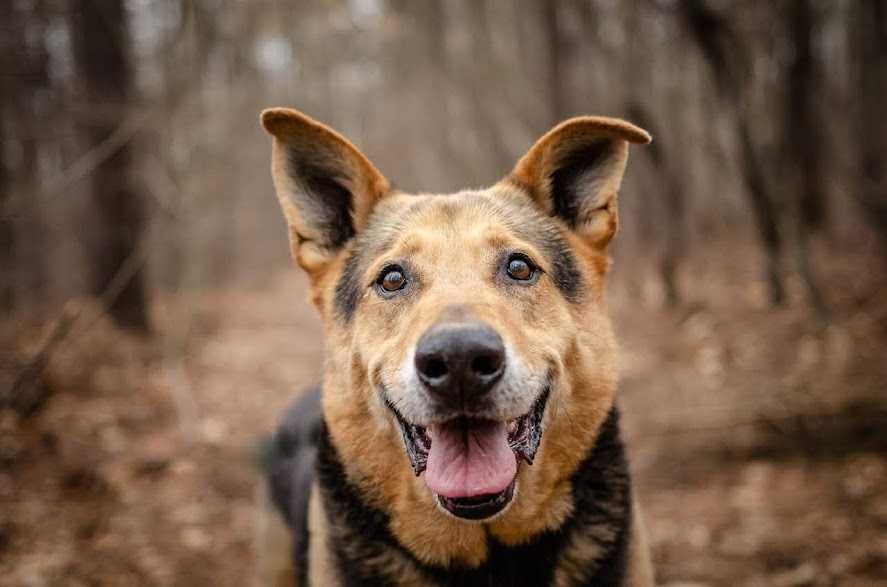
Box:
(317, 194), (619, 563)
(263, 107), (391, 279)
(261, 108), (653, 584)
(255, 483), (296, 587)
(510, 116), (650, 249)
(626, 502), (655, 587)
(307, 483), (340, 585)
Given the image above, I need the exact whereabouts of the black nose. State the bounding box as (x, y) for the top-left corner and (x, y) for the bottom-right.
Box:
(414, 323), (506, 403)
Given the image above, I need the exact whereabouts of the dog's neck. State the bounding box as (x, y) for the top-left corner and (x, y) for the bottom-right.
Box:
(314, 407), (632, 586)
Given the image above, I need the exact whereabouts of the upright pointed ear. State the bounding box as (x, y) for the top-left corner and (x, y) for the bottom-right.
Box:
(261, 108), (391, 276)
(508, 116), (651, 249)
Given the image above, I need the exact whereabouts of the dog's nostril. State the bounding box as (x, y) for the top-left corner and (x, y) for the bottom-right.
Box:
(414, 321), (505, 395)
(471, 354), (502, 377)
(420, 357), (448, 380)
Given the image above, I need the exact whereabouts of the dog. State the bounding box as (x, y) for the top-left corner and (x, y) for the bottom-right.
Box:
(258, 107), (653, 586)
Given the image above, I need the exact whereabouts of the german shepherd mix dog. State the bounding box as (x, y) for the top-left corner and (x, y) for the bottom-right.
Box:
(259, 107), (653, 586)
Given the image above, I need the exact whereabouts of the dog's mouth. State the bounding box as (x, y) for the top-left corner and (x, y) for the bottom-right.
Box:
(386, 387), (550, 520)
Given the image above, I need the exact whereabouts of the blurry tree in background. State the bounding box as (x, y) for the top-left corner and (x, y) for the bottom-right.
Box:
(3, 0), (883, 328)
(1, 2), (886, 584)
(70, 0), (150, 332)
(677, 0), (788, 306)
(782, 0), (828, 320)
(0, 0), (882, 380)
(849, 0), (887, 258)
(1, 0), (51, 313)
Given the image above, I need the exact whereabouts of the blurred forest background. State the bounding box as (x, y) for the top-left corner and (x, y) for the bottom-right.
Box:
(1, 0), (885, 585)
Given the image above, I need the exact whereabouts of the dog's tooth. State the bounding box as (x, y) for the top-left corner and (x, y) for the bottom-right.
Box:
(506, 420), (517, 434)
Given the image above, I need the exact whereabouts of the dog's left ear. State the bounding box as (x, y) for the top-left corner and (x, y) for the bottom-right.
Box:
(508, 117), (651, 249)
(261, 108), (391, 277)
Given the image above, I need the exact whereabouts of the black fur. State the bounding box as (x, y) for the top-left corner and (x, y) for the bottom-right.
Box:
(333, 195), (584, 322)
(334, 247), (364, 322)
(550, 245), (583, 302)
(503, 186), (585, 304)
(285, 149), (356, 249)
(525, 219), (583, 303)
(549, 139), (616, 229)
(266, 387), (323, 586)
(267, 397), (632, 586)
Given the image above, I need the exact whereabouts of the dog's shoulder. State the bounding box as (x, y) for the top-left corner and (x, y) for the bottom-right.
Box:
(267, 386), (322, 518)
(264, 386), (323, 585)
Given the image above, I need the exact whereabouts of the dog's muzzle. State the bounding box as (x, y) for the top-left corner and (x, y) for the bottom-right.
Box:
(384, 320), (550, 521)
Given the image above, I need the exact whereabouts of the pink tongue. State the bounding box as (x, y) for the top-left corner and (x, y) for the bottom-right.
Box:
(424, 420), (517, 499)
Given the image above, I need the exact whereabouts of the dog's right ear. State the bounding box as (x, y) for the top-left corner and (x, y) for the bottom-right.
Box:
(261, 108), (391, 277)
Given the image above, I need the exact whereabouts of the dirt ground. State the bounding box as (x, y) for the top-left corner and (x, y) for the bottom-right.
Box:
(2, 249), (886, 586)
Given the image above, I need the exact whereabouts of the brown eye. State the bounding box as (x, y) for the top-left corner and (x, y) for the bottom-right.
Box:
(506, 255), (535, 281)
(379, 267), (406, 292)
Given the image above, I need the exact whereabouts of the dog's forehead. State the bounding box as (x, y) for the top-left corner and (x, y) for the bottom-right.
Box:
(390, 191), (514, 247)
(366, 187), (547, 251)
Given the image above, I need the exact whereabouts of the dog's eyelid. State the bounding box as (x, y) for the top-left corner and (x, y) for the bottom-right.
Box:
(376, 262), (403, 278)
(506, 249), (547, 275)
(367, 260), (414, 289)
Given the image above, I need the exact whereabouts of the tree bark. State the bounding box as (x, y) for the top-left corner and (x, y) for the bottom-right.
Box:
(1, 0), (51, 312)
(784, 0), (828, 319)
(0, 121), (11, 312)
(850, 0), (887, 258)
(543, 0), (567, 124)
(0, 3), (14, 312)
(69, 0), (150, 332)
(677, 0), (786, 305)
(627, 102), (686, 306)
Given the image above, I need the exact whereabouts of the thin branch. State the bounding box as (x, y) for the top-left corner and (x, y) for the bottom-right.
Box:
(2, 233), (149, 417)
(41, 112), (147, 202)
(2, 308), (76, 416)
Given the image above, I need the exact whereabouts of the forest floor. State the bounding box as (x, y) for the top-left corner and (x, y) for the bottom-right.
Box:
(2, 247), (886, 586)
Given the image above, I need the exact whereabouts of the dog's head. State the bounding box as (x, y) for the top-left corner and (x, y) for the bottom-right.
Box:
(262, 108), (648, 562)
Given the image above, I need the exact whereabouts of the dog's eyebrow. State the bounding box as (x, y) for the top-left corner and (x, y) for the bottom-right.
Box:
(490, 195), (584, 303)
(334, 236), (398, 322)
(334, 202), (419, 321)
(477, 192), (586, 303)
(522, 222), (583, 303)
(335, 247), (364, 321)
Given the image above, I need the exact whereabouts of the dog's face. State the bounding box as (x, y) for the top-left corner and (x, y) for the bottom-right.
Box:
(262, 109), (648, 562)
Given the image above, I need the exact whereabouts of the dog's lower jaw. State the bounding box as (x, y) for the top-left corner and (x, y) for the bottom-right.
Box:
(433, 478), (518, 522)
(310, 407), (638, 584)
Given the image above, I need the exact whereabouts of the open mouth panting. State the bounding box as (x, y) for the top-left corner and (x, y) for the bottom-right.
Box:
(385, 387), (550, 520)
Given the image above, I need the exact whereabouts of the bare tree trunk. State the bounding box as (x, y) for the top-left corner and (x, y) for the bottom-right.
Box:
(0, 119), (12, 312)
(622, 1), (686, 306)
(735, 120), (785, 306)
(543, 0), (567, 124)
(69, 0), (150, 332)
(1, 0), (51, 312)
(850, 0), (887, 258)
(466, 0), (515, 176)
(627, 102), (686, 306)
(406, 0), (463, 186)
(0, 3), (14, 312)
(784, 0), (828, 320)
(677, 0), (786, 305)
